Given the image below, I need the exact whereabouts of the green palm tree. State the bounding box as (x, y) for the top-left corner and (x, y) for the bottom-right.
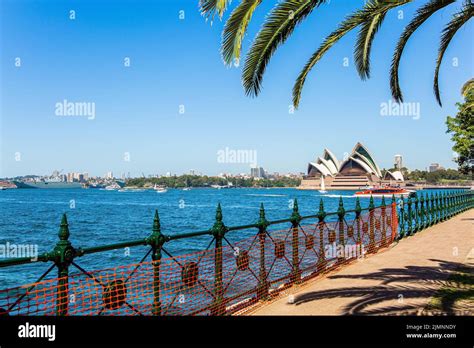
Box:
(199, 0), (473, 108)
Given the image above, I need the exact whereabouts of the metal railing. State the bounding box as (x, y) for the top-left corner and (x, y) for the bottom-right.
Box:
(397, 190), (473, 237)
(0, 190), (471, 316)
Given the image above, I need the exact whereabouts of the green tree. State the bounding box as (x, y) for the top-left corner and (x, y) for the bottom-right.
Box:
(200, 0), (473, 108)
(446, 79), (474, 174)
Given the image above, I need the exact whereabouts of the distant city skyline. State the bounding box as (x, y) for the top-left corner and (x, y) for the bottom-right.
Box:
(1, 1), (472, 178)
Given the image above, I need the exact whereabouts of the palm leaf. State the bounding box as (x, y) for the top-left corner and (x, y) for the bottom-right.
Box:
(391, 0), (455, 103)
(242, 0), (327, 97)
(434, 0), (474, 106)
(293, 0), (410, 108)
(222, 0), (263, 66)
(354, 1), (389, 80)
(200, 0), (231, 20)
(461, 78), (474, 97)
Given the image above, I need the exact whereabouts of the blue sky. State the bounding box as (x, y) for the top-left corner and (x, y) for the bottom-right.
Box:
(1, 0), (472, 177)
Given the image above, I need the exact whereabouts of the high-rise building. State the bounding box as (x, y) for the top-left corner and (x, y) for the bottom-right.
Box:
(394, 155), (403, 170)
(429, 163), (444, 172)
(106, 171), (114, 179)
(250, 167), (266, 178)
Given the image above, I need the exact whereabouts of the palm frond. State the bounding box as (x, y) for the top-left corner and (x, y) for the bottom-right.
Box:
(434, 0), (474, 106)
(199, 0), (231, 20)
(354, 1), (389, 80)
(222, 0), (263, 66)
(293, 0), (411, 108)
(242, 0), (327, 97)
(391, 0), (455, 103)
(461, 78), (474, 97)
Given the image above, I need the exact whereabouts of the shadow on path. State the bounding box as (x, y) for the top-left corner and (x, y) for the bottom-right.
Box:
(292, 259), (472, 315)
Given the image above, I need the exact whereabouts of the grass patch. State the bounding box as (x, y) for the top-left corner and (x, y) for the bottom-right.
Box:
(425, 265), (474, 314)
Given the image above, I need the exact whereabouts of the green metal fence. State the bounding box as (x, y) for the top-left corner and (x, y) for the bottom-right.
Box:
(397, 190), (473, 238)
(0, 190), (472, 316)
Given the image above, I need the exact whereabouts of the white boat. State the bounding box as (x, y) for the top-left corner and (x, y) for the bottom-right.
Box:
(154, 184), (168, 193)
(105, 183), (121, 190)
(0, 187), (6, 191)
(183, 187), (191, 191)
(319, 176), (327, 194)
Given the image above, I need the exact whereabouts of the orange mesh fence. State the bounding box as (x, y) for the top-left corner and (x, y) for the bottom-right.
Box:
(0, 206), (397, 316)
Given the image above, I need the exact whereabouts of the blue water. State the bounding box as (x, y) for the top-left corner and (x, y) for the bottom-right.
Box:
(0, 187), (461, 288)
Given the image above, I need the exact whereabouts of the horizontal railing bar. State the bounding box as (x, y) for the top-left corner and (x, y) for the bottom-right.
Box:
(166, 230), (213, 240)
(78, 239), (148, 256)
(0, 254), (49, 267)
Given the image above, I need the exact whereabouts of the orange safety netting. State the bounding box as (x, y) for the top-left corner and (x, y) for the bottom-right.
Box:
(0, 206), (397, 316)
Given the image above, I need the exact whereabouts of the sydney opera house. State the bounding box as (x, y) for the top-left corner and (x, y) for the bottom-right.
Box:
(300, 142), (405, 190)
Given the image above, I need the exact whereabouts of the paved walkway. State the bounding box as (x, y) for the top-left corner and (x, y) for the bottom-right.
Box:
(251, 210), (474, 315)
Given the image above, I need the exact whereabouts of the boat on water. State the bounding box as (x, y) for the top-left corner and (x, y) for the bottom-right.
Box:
(182, 187), (191, 191)
(153, 184), (168, 193)
(12, 180), (83, 189)
(355, 186), (413, 197)
(104, 183), (121, 191)
(210, 182), (234, 189)
(319, 176), (327, 194)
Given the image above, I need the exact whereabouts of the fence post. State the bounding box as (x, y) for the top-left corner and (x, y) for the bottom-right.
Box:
(414, 195), (420, 232)
(398, 195), (405, 238)
(380, 196), (386, 247)
(426, 192), (433, 227)
(368, 195), (375, 253)
(445, 192), (449, 219)
(406, 196), (412, 236)
(317, 199), (327, 270)
(147, 210), (165, 316)
(420, 193), (426, 230)
(430, 192), (434, 225)
(434, 193), (439, 224)
(456, 191), (461, 214)
(450, 193), (454, 217)
(52, 214), (75, 316)
(290, 199), (301, 284)
(354, 197), (364, 257)
(211, 203), (227, 315)
(337, 197), (346, 262)
(440, 192), (444, 222)
(391, 194), (398, 242)
(452, 192), (456, 215)
(257, 203), (269, 300)
(447, 193), (451, 218)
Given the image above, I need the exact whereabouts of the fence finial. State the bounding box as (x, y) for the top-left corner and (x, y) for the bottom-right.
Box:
(58, 214), (70, 241)
(355, 196), (361, 215)
(215, 203), (223, 222)
(153, 209), (161, 233)
(381, 195), (386, 207)
(369, 195), (375, 210)
(293, 198), (299, 213)
(259, 203), (266, 220)
(337, 196), (345, 218)
(317, 198), (326, 220)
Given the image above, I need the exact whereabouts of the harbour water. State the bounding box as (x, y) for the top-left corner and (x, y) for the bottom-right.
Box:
(0, 187), (460, 289)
